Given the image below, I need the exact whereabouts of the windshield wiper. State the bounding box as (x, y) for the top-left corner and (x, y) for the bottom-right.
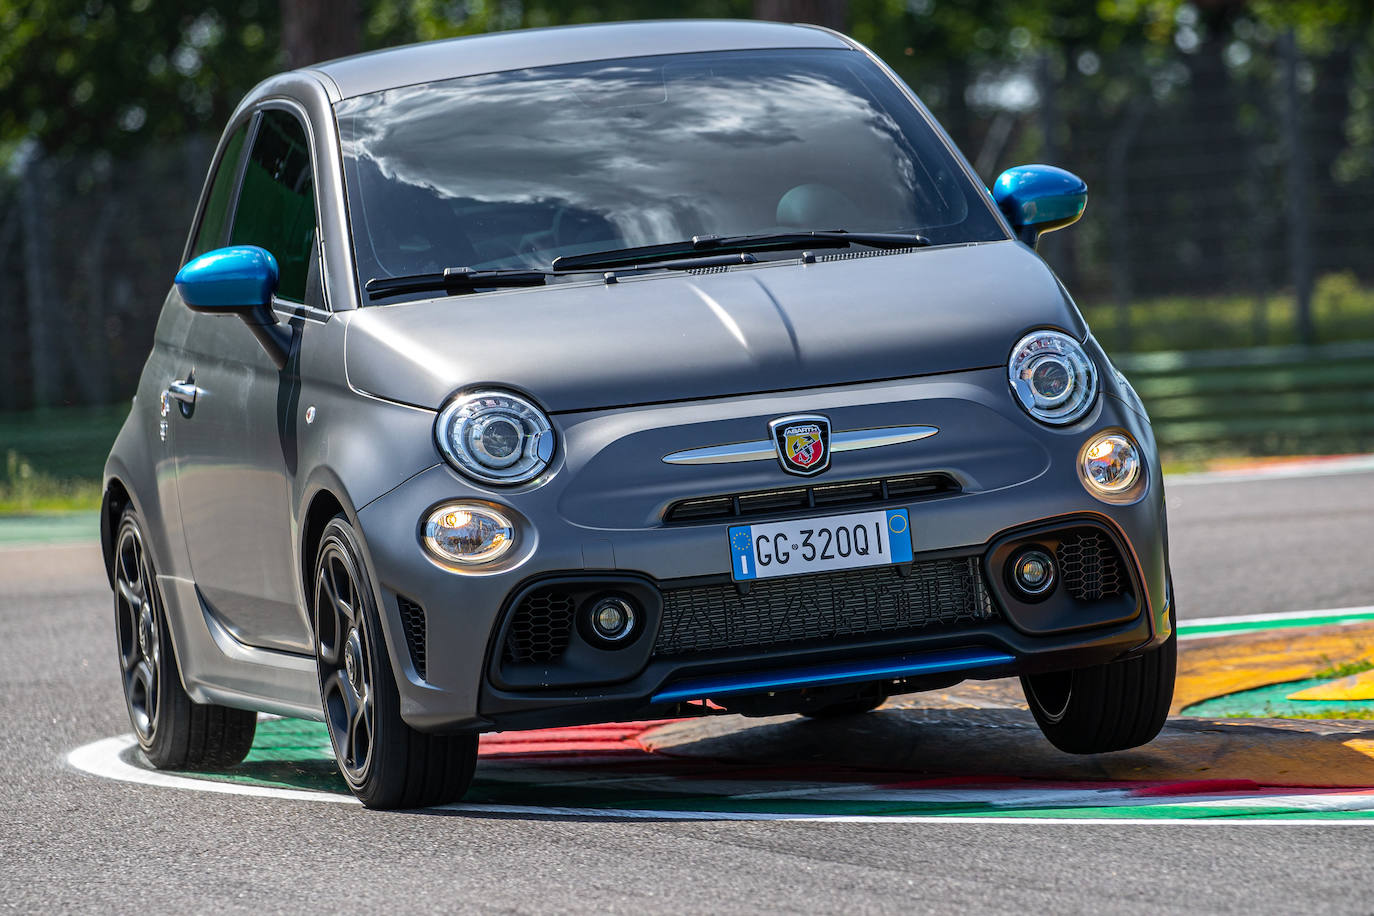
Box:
(365, 267), (549, 300)
(550, 230), (931, 272)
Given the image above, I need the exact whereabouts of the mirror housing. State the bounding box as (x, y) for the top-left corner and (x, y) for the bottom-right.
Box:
(174, 246), (291, 370)
(993, 165), (1087, 249)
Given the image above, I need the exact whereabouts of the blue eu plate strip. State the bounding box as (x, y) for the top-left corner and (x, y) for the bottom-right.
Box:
(650, 648), (1015, 705)
(885, 508), (913, 563)
(728, 525), (756, 581)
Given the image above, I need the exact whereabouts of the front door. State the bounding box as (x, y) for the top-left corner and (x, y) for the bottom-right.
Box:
(171, 106), (319, 654)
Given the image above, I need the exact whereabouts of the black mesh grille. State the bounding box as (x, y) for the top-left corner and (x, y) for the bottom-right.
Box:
(665, 473), (960, 524)
(655, 558), (995, 658)
(1055, 530), (1127, 602)
(395, 595), (427, 679)
(505, 588), (577, 664)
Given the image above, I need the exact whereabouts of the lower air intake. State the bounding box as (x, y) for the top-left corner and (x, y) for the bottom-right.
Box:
(395, 595), (427, 679)
(655, 558), (995, 658)
(505, 588), (577, 664)
(1055, 530), (1127, 602)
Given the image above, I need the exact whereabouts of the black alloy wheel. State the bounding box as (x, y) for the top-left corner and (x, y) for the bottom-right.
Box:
(312, 516), (478, 809)
(113, 508), (256, 768)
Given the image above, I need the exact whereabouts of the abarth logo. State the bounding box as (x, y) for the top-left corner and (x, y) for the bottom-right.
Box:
(768, 414), (831, 477)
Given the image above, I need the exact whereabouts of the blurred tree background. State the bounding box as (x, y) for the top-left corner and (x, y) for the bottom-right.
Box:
(1, 0), (1373, 453)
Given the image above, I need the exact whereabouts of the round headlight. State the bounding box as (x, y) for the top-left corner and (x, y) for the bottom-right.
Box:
(422, 503), (515, 566)
(1079, 432), (1141, 497)
(1008, 330), (1098, 425)
(435, 390), (555, 485)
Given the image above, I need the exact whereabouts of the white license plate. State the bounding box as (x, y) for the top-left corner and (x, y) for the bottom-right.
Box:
(728, 508), (913, 582)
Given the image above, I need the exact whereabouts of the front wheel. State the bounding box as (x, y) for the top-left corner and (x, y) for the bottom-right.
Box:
(1021, 633), (1176, 754)
(313, 516), (477, 809)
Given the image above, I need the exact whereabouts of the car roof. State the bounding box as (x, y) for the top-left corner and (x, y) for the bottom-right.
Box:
(310, 20), (854, 100)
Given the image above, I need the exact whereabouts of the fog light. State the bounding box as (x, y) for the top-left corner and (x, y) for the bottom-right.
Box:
(1080, 432), (1141, 498)
(1010, 548), (1056, 597)
(422, 502), (515, 566)
(586, 596), (638, 645)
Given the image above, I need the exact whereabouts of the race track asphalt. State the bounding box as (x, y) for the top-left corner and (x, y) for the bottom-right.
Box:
(2, 469), (1373, 914)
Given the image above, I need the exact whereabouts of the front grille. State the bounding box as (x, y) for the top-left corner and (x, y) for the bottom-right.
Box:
(395, 595), (427, 679)
(505, 587), (577, 664)
(655, 558), (995, 657)
(1056, 530), (1126, 602)
(664, 473), (960, 524)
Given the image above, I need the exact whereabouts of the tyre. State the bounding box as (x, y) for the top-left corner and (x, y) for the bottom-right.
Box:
(1021, 632), (1177, 754)
(113, 508), (256, 769)
(312, 516), (478, 809)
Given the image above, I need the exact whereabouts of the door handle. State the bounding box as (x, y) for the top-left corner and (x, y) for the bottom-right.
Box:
(167, 379), (199, 404)
(166, 378), (201, 417)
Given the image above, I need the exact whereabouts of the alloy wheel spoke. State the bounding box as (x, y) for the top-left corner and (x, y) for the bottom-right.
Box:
(315, 569), (346, 667)
(116, 576), (141, 609)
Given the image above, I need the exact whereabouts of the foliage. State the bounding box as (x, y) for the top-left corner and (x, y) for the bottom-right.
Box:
(0, 450), (102, 513)
(0, 0), (281, 161)
(1083, 273), (1374, 353)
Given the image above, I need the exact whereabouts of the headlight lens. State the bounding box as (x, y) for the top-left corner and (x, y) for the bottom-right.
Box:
(1008, 330), (1098, 425)
(422, 503), (515, 565)
(1080, 432), (1141, 497)
(435, 390), (555, 485)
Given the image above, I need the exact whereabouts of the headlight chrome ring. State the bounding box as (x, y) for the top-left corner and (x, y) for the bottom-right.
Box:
(1008, 330), (1098, 426)
(422, 502), (516, 566)
(435, 390), (555, 486)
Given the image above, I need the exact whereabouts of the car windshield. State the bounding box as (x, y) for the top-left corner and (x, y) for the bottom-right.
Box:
(336, 48), (1007, 300)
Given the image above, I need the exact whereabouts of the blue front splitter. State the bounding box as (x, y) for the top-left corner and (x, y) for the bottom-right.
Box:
(650, 648), (1016, 704)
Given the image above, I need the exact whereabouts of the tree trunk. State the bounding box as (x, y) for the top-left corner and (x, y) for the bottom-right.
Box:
(281, 0), (360, 69)
(752, 0), (848, 32)
(21, 153), (60, 409)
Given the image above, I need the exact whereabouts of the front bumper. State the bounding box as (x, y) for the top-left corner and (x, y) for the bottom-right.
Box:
(354, 366), (1170, 734)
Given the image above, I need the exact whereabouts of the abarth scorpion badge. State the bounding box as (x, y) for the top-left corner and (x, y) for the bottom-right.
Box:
(769, 414), (831, 477)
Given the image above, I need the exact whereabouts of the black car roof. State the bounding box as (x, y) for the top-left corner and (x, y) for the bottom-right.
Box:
(310, 20), (852, 99)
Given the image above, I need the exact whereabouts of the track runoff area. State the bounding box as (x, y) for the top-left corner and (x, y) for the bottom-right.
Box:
(68, 457), (1374, 824)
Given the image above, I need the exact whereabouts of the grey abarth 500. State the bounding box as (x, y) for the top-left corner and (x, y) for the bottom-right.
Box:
(103, 20), (1175, 809)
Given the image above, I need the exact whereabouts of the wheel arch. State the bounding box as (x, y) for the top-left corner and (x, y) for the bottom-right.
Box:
(100, 474), (135, 589)
(299, 473), (365, 619)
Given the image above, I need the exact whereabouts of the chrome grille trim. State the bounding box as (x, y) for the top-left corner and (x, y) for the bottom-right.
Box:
(662, 425), (939, 466)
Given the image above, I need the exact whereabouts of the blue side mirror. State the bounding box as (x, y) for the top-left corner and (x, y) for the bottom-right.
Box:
(992, 165), (1088, 249)
(173, 245), (291, 370)
(174, 245), (279, 314)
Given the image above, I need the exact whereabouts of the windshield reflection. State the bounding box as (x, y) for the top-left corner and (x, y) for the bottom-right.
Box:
(337, 49), (1003, 292)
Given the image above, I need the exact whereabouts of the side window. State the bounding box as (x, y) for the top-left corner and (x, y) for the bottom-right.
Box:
(189, 122), (249, 259)
(229, 109), (317, 303)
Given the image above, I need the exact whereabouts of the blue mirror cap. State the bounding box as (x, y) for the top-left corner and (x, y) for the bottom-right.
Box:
(174, 245), (279, 312)
(993, 165), (1088, 233)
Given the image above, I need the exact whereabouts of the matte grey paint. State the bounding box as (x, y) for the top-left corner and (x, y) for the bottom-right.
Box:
(344, 242), (1077, 413)
(104, 21), (1171, 732)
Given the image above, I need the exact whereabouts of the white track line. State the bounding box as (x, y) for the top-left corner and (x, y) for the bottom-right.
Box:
(65, 734), (1374, 825)
(1181, 605), (1374, 628)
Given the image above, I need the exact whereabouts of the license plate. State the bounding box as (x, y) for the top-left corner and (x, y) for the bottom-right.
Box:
(728, 508), (912, 582)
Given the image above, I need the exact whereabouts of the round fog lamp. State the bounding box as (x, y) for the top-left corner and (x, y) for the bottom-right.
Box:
(587, 596), (638, 644)
(1011, 548), (1056, 597)
(1080, 432), (1141, 497)
(422, 503), (515, 566)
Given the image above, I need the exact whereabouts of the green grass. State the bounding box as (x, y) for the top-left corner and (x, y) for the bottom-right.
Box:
(1313, 657), (1374, 681)
(1083, 272), (1374, 353)
(1224, 708), (1374, 721)
(0, 404), (127, 514)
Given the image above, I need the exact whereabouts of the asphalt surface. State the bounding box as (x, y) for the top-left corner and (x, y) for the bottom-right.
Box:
(3, 469), (1373, 914)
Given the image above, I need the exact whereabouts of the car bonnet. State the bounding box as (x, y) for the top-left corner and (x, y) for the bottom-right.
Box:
(341, 240), (1086, 414)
